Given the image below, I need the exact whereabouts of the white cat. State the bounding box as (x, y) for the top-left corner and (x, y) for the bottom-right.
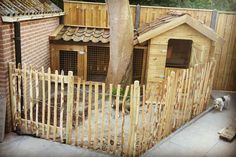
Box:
(214, 95), (231, 111)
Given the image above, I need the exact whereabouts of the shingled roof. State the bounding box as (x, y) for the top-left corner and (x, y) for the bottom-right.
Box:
(50, 25), (110, 43)
(0, 0), (63, 22)
(136, 11), (224, 44)
(138, 12), (188, 36)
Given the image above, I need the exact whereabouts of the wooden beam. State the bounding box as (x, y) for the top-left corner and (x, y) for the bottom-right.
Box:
(49, 25), (64, 40)
(1, 12), (65, 22)
(185, 15), (224, 44)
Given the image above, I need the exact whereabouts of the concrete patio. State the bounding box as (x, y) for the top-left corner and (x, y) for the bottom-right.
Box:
(0, 91), (235, 157)
(142, 91), (236, 157)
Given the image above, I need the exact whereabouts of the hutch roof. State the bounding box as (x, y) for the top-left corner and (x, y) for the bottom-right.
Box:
(136, 12), (224, 44)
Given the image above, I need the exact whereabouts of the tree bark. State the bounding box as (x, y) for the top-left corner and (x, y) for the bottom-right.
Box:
(105, 0), (134, 87)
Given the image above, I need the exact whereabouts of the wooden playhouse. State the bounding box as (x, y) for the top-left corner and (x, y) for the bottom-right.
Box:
(49, 12), (223, 85)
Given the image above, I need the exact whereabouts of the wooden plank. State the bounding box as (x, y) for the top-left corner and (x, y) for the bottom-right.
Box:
(113, 85), (121, 154)
(29, 67), (33, 129)
(17, 64), (21, 121)
(41, 67), (46, 137)
(139, 85), (146, 154)
(132, 81), (140, 156)
(100, 83), (105, 149)
(9, 63), (16, 130)
(59, 71), (65, 143)
(121, 86), (129, 155)
(35, 71), (39, 136)
(23, 64), (28, 130)
(53, 70), (59, 141)
(126, 85), (134, 155)
(185, 15), (223, 43)
(219, 118), (236, 142)
(81, 80), (86, 146)
(49, 24), (64, 39)
(75, 78), (81, 146)
(66, 71), (74, 144)
(107, 84), (112, 151)
(88, 82), (92, 147)
(94, 83), (99, 149)
(46, 68), (51, 139)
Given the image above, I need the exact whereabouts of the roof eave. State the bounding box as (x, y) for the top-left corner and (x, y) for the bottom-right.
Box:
(137, 15), (188, 43)
(1, 12), (65, 23)
(185, 15), (224, 44)
(137, 14), (225, 45)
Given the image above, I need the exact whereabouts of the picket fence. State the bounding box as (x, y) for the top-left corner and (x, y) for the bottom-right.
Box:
(9, 60), (215, 156)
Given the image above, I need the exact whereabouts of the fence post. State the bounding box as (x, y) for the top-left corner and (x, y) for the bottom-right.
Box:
(128, 80), (140, 157)
(66, 71), (74, 144)
(9, 63), (17, 130)
(164, 72), (176, 136)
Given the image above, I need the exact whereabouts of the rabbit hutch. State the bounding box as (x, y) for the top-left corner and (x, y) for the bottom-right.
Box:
(49, 13), (223, 85)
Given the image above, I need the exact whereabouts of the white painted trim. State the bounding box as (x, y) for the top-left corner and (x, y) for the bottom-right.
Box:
(1, 12), (65, 22)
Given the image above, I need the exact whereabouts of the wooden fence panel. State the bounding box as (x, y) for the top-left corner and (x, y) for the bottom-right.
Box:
(9, 60), (216, 156)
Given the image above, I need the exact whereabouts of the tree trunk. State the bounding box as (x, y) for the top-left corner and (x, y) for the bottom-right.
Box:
(105, 0), (134, 87)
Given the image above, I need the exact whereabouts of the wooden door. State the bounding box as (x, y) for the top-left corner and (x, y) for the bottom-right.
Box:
(50, 44), (87, 80)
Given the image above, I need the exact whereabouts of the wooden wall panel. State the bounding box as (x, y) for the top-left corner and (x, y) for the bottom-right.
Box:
(214, 13), (236, 90)
(63, 1), (236, 91)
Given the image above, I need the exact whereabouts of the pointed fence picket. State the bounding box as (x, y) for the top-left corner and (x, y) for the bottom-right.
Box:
(9, 60), (216, 156)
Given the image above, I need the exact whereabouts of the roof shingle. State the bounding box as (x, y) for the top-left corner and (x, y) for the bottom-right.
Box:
(0, 0), (62, 17)
(53, 26), (110, 44)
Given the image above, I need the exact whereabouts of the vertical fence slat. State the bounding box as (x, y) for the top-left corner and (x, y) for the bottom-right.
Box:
(139, 85), (146, 154)
(75, 78), (81, 146)
(41, 67), (46, 137)
(17, 64), (21, 120)
(9, 63), (16, 129)
(88, 82), (92, 147)
(66, 71), (74, 144)
(59, 71), (64, 143)
(132, 81), (140, 156)
(187, 68), (194, 121)
(29, 66), (33, 131)
(176, 70), (186, 128)
(81, 80), (86, 146)
(94, 83), (99, 149)
(113, 84), (121, 154)
(53, 70), (59, 141)
(100, 83), (106, 149)
(107, 84), (112, 151)
(23, 64), (28, 130)
(181, 69), (189, 125)
(46, 68), (51, 139)
(126, 84), (133, 155)
(121, 86), (129, 155)
(35, 71), (39, 136)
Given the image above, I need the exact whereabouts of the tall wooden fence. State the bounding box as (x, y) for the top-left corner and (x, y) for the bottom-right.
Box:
(9, 60), (215, 156)
(63, 1), (236, 91)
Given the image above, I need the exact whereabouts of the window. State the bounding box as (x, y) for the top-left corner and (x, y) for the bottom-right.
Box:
(166, 39), (193, 68)
(133, 48), (145, 83)
(87, 46), (110, 82)
(59, 50), (78, 75)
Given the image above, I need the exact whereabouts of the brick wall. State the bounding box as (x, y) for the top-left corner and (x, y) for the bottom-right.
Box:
(21, 18), (59, 69)
(0, 17), (59, 132)
(0, 19), (15, 132)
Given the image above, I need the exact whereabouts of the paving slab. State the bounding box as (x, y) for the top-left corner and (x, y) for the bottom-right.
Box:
(142, 91), (236, 157)
(0, 133), (112, 157)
